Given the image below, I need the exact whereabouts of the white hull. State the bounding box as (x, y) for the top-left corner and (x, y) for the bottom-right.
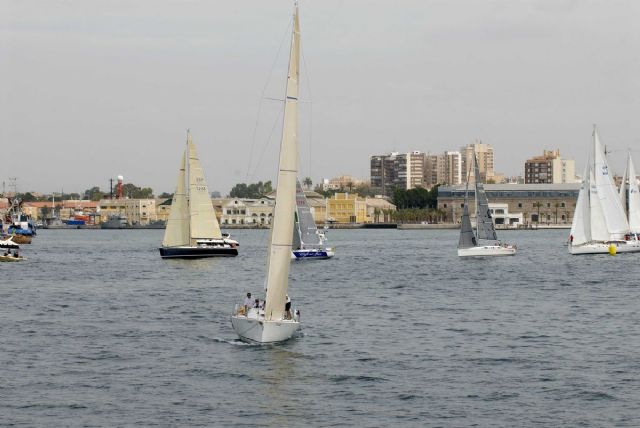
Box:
(569, 240), (640, 255)
(231, 314), (300, 344)
(458, 245), (517, 257)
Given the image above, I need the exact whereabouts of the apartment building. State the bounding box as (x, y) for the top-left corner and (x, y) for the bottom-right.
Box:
(460, 142), (495, 184)
(370, 151), (426, 195)
(524, 149), (577, 184)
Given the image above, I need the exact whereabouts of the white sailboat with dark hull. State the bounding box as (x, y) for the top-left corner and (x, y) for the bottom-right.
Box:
(231, 3), (302, 343)
(569, 127), (640, 254)
(159, 132), (239, 258)
(292, 179), (334, 260)
(458, 154), (517, 257)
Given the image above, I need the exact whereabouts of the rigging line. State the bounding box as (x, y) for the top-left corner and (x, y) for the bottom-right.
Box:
(250, 109), (284, 182)
(301, 39), (313, 182)
(245, 17), (294, 183)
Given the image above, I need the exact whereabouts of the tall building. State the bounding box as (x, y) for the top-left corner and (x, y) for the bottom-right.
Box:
(370, 151), (426, 195)
(460, 142), (495, 184)
(424, 151), (462, 187)
(524, 149), (577, 184)
(444, 151), (463, 185)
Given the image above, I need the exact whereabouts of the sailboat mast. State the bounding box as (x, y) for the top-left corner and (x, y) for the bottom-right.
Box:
(264, 3), (300, 322)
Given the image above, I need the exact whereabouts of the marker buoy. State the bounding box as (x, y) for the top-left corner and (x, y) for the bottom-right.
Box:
(609, 244), (617, 256)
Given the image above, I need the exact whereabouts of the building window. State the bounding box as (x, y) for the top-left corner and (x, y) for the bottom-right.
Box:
(561, 202), (565, 207)
(443, 204), (447, 208)
(518, 202), (522, 208)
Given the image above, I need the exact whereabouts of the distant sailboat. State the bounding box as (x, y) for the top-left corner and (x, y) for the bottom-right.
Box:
(457, 154), (516, 257)
(292, 179), (335, 260)
(159, 131), (239, 258)
(619, 151), (640, 237)
(568, 126), (640, 254)
(231, 3), (302, 343)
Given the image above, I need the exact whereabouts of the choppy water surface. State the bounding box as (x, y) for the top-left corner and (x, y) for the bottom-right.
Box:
(2, 229), (640, 426)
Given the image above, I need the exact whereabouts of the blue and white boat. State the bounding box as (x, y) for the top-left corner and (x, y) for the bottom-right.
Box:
(3, 198), (36, 237)
(291, 179), (334, 260)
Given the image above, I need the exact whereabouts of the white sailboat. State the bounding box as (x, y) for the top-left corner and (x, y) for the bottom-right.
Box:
(619, 151), (640, 237)
(159, 131), (239, 258)
(458, 154), (517, 257)
(291, 179), (335, 260)
(231, 3), (302, 343)
(568, 126), (640, 254)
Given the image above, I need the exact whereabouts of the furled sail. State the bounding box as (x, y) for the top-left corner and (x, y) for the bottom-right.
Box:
(473, 154), (497, 241)
(162, 150), (190, 247)
(569, 162), (591, 245)
(187, 132), (223, 243)
(264, 4), (300, 322)
(293, 179), (322, 250)
(592, 127), (629, 239)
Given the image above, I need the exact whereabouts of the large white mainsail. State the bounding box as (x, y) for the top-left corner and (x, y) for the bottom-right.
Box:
(162, 150), (190, 247)
(263, 4), (300, 322)
(626, 153), (640, 232)
(187, 132), (223, 244)
(570, 162), (592, 245)
(593, 127), (629, 239)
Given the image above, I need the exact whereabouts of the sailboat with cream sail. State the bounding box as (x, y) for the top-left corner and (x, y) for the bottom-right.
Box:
(568, 126), (640, 254)
(458, 154), (517, 257)
(231, 3), (302, 343)
(159, 131), (239, 258)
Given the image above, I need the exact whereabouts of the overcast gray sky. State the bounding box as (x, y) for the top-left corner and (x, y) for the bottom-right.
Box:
(1, 0), (639, 195)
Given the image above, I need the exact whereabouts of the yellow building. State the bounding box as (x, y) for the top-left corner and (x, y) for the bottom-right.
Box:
(326, 193), (367, 223)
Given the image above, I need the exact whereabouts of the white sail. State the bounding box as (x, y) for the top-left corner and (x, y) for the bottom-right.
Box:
(589, 163), (609, 242)
(187, 132), (223, 243)
(570, 162), (591, 245)
(593, 127), (629, 239)
(627, 153), (640, 232)
(264, 5), (300, 322)
(619, 158), (628, 212)
(162, 150), (190, 247)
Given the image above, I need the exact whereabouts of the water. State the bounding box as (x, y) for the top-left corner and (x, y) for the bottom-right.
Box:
(2, 229), (640, 426)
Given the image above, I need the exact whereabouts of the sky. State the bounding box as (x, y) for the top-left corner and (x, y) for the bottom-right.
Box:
(1, 0), (639, 195)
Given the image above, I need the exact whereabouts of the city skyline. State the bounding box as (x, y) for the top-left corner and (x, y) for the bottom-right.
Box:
(2, 0), (640, 195)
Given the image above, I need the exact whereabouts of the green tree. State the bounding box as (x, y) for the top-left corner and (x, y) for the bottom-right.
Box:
(303, 177), (313, 190)
(83, 186), (105, 201)
(229, 181), (273, 198)
(121, 183), (154, 199)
